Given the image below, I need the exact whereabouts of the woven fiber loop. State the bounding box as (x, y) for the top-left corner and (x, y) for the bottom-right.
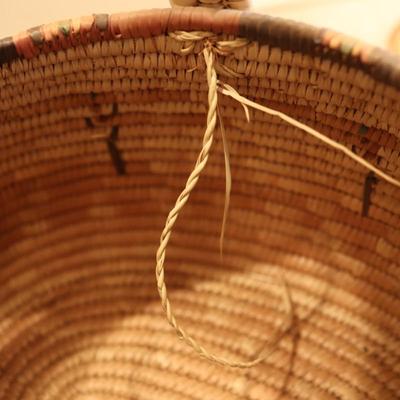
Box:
(170, 0), (250, 9)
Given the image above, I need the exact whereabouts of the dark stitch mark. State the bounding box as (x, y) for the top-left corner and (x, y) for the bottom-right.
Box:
(107, 126), (126, 175)
(109, 125), (119, 141)
(112, 102), (118, 115)
(362, 172), (377, 217)
(86, 103), (125, 175)
(85, 117), (94, 128)
(358, 124), (369, 136)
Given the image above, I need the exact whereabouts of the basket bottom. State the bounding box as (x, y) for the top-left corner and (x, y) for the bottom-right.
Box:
(0, 243), (394, 400)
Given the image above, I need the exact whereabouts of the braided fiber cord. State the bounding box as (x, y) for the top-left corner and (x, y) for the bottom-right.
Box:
(155, 44), (293, 368)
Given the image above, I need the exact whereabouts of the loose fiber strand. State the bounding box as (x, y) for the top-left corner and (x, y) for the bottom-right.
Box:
(217, 106), (232, 259)
(219, 82), (400, 189)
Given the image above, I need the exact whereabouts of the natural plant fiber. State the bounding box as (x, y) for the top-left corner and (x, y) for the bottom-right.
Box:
(156, 32), (400, 369)
(0, 4), (399, 400)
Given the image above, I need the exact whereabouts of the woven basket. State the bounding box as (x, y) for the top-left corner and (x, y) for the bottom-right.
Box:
(1, 2), (399, 399)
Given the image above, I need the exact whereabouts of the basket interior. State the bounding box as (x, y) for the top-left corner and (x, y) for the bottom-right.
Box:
(0, 17), (400, 400)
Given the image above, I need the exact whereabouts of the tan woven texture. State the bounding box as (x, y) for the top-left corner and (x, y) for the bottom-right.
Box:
(0, 9), (400, 400)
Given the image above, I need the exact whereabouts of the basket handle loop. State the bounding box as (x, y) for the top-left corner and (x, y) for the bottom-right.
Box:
(155, 41), (294, 368)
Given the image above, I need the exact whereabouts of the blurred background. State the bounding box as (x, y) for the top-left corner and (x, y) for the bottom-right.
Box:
(0, 0), (399, 51)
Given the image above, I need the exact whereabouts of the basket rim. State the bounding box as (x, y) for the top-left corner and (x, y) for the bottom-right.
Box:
(0, 7), (399, 90)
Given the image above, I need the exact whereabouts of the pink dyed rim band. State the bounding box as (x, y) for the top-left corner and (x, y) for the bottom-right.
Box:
(0, 8), (399, 89)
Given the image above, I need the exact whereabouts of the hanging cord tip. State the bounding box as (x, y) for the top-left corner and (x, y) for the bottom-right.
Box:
(218, 105), (232, 261)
